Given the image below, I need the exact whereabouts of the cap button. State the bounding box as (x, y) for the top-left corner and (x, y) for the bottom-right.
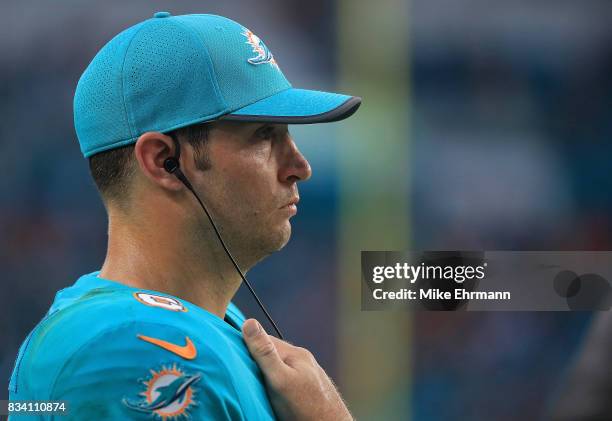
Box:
(153, 11), (171, 18)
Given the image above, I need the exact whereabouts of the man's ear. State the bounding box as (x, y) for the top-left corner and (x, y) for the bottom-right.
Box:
(134, 132), (183, 191)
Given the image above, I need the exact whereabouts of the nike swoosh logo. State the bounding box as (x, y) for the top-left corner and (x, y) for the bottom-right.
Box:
(137, 335), (197, 360)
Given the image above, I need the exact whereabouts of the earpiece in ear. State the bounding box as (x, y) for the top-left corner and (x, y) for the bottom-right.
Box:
(163, 157), (179, 174)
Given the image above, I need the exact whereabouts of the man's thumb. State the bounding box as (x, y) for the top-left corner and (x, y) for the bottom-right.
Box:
(242, 319), (284, 374)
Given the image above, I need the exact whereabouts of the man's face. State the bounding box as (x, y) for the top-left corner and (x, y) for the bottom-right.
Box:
(186, 121), (312, 266)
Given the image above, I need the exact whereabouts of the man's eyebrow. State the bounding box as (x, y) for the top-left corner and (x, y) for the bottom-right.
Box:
(251, 123), (289, 137)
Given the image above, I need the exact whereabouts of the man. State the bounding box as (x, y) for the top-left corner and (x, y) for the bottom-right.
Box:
(8, 12), (360, 420)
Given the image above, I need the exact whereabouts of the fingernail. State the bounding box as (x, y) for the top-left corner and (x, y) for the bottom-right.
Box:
(243, 320), (261, 338)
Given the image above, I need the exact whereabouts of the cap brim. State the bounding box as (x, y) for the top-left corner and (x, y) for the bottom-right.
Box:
(220, 88), (361, 124)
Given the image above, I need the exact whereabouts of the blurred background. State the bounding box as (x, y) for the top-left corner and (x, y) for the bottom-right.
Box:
(2, 0), (611, 420)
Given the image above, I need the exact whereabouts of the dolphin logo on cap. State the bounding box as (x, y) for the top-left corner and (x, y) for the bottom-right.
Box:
(242, 28), (279, 69)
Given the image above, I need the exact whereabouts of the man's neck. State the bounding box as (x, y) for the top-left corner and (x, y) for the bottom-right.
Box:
(99, 210), (243, 319)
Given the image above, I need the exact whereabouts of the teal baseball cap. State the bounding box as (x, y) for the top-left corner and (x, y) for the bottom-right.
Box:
(74, 12), (361, 158)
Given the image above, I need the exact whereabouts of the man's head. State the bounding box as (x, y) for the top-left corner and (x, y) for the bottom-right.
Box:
(75, 12), (359, 267)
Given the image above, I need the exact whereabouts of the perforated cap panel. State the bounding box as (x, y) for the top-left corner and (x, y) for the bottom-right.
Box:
(73, 22), (145, 157)
(123, 19), (226, 137)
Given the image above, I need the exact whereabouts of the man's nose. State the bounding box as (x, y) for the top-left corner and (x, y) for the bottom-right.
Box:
(279, 140), (312, 183)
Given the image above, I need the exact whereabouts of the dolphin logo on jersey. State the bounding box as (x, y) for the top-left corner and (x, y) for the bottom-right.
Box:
(123, 364), (201, 420)
(242, 28), (279, 69)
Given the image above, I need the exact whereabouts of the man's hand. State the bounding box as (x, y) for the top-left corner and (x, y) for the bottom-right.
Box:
(242, 319), (353, 421)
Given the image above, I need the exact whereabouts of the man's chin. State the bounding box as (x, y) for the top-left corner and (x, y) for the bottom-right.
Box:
(265, 221), (292, 252)
(248, 226), (291, 267)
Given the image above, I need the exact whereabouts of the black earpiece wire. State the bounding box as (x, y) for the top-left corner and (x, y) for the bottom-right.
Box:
(164, 135), (284, 340)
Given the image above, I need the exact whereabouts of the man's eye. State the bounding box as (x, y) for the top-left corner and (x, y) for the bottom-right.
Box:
(255, 126), (275, 140)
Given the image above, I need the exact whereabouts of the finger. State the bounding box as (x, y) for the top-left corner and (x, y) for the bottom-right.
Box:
(267, 335), (296, 362)
(242, 319), (286, 376)
(269, 335), (293, 352)
(268, 336), (317, 369)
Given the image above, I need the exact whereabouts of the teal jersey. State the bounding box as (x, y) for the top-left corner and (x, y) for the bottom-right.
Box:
(8, 271), (276, 420)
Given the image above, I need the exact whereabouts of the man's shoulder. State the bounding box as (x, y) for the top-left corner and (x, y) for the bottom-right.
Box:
(9, 281), (257, 419)
(45, 277), (241, 346)
(9, 278), (246, 398)
(46, 285), (242, 360)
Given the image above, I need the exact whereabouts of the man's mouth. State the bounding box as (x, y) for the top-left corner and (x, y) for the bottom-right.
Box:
(280, 196), (300, 215)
